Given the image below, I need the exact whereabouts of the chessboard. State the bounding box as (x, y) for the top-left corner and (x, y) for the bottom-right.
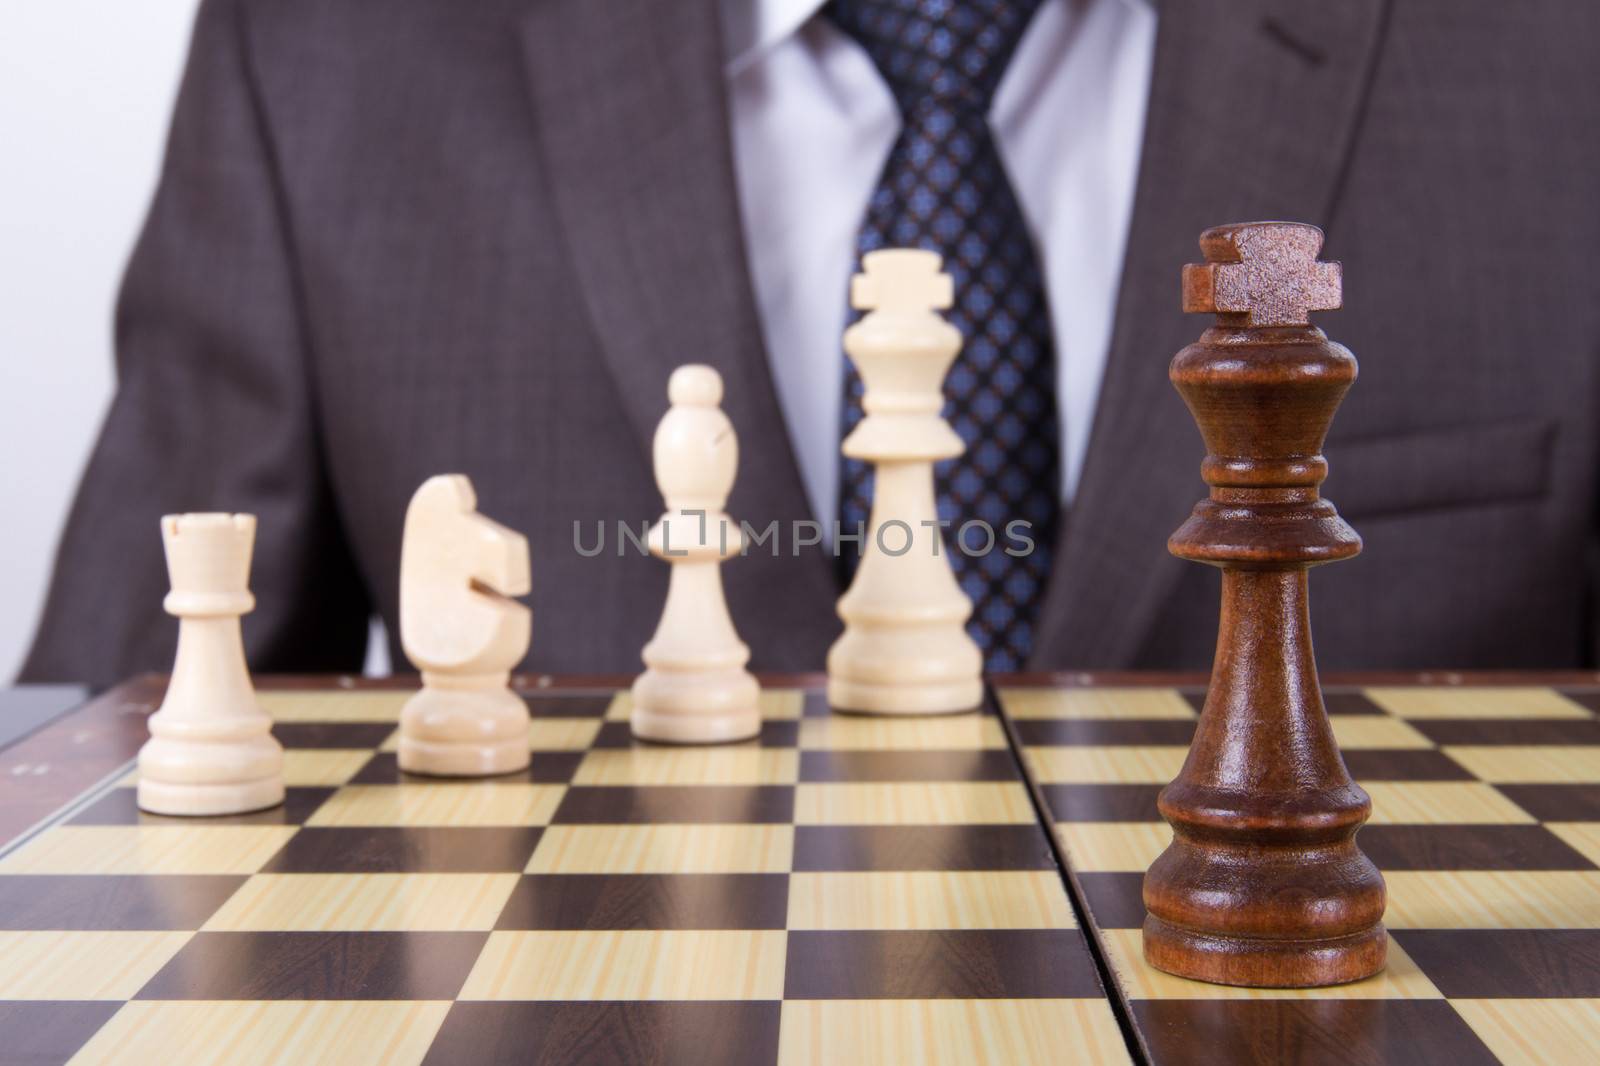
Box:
(0, 677), (1126, 1066)
(3, 675), (1597, 1065)
(999, 678), (1600, 1066)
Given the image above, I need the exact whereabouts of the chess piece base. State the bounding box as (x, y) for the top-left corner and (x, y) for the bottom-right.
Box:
(137, 773), (285, 818)
(826, 616), (983, 716)
(1143, 915), (1387, 988)
(631, 669), (761, 744)
(398, 686), (531, 777)
(136, 729), (285, 817)
(826, 676), (982, 716)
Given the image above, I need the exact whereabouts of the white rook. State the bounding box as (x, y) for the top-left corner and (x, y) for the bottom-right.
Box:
(137, 513), (285, 816)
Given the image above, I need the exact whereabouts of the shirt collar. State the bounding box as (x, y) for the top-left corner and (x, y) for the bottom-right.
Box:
(722, 0), (825, 74)
(721, 0), (1150, 74)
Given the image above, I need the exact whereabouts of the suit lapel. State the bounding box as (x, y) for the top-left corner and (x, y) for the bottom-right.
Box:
(518, 0), (835, 599)
(1032, 0), (1391, 666)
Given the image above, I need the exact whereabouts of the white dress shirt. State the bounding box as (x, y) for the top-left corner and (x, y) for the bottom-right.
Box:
(723, 0), (1157, 529)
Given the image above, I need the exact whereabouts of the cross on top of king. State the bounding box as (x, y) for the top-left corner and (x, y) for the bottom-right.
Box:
(1181, 221), (1342, 327)
(850, 248), (955, 315)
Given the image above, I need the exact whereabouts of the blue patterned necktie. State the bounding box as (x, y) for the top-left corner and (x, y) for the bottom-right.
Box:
(830, 0), (1060, 672)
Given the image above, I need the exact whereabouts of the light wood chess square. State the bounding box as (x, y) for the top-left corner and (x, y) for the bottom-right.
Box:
(1442, 746), (1600, 784)
(1362, 782), (1536, 824)
(1329, 716), (1433, 749)
(257, 691), (409, 722)
(572, 748), (798, 786)
(786, 871), (1074, 930)
(776, 999), (1130, 1066)
(1549, 823), (1600, 867)
(0, 930), (191, 999)
(527, 718), (602, 751)
(999, 688), (1197, 720)
(460, 930), (787, 1000)
(527, 825), (794, 874)
(1383, 871), (1600, 928)
(1027, 746), (1188, 784)
(202, 873), (519, 931)
(604, 689), (804, 721)
(305, 784), (565, 827)
(281, 749), (375, 787)
(759, 689), (807, 720)
(0, 825), (297, 875)
(1451, 999), (1600, 1066)
(797, 715), (1006, 751)
(1099, 928), (1441, 1000)
(69, 1001), (452, 1066)
(1362, 687), (1593, 719)
(1053, 822), (1172, 872)
(794, 783), (1034, 825)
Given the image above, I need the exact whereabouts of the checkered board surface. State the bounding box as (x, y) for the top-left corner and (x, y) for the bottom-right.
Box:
(0, 685), (1127, 1066)
(999, 683), (1600, 1066)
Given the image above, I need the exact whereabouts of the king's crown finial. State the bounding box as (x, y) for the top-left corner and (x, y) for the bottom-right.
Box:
(851, 249), (954, 314)
(1181, 221), (1342, 327)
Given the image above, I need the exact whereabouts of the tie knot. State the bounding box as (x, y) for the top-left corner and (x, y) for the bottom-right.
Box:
(827, 0), (1045, 116)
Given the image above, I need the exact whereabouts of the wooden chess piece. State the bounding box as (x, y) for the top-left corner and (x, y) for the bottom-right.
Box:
(826, 249), (983, 716)
(1142, 222), (1387, 987)
(398, 475), (532, 776)
(631, 365), (761, 744)
(138, 513), (285, 816)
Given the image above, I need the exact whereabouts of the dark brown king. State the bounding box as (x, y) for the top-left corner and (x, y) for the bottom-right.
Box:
(1142, 222), (1387, 987)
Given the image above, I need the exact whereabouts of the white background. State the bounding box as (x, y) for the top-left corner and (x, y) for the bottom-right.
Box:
(0, 1), (202, 681)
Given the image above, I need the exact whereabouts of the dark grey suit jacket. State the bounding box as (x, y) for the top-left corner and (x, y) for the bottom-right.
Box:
(22, 0), (1600, 686)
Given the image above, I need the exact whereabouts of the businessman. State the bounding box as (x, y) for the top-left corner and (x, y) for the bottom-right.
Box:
(23, 0), (1600, 685)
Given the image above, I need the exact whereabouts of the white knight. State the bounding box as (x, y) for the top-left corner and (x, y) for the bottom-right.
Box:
(398, 475), (532, 776)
